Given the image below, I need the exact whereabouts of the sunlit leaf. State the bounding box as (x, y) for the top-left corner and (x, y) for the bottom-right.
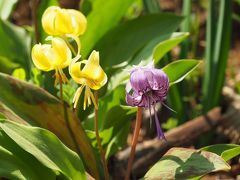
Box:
(0, 0), (18, 20)
(0, 129), (56, 180)
(153, 32), (189, 62)
(0, 119), (85, 179)
(162, 60), (201, 85)
(201, 144), (240, 161)
(144, 147), (230, 180)
(0, 72), (102, 179)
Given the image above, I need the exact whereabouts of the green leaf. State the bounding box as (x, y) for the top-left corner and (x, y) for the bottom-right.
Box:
(107, 32), (188, 92)
(131, 32), (189, 65)
(81, 0), (135, 58)
(0, 119), (86, 180)
(104, 106), (133, 159)
(143, 0), (161, 13)
(144, 147), (230, 180)
(0, 20), (31, 77)
(0, 0), (18, 20)
(96, 13), (183, 68)
(84, 85), (136, 159)
(162, 117), (178, 130)
(0, 56), (19, 74)
(201, 144), (240, 161)
(162, 59), (201, 85)
(86, 127), (113, 148)
(0, 72), (102, 179)
(202, 0), (232, 112)
(130, 34), (171, 65)
(153, 32), (189, 62)
(0, 102), (26, 125)
(0, 129), (56, 180)
(100, 86), (136, 158)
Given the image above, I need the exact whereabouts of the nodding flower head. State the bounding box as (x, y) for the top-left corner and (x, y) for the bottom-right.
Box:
(69, 50), (107, 110)
(126, 63), (169, 139)
(31, 37), (71, 85)
(42, 6), (87, 37)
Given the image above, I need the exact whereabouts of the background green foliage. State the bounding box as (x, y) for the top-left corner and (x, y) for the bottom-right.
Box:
(0, 0), (238, 179)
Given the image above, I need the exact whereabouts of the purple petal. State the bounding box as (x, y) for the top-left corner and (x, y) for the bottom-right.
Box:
(126, 93), (142, 107)
(153, 103), (166, 140)
(137, 95), (150, 107)
(125, 81), (132, 93)
(130, 68), (151, 94)
(148, 98), (153, 128)
(149, 69), (169, 91)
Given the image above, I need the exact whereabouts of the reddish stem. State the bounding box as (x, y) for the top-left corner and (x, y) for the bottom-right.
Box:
(125, 107), (143, 180)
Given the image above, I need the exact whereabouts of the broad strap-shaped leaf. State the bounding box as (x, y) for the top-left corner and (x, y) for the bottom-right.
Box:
(162, 59), (201, 85)
(131, 32), (189, 66)
(81, 0), (135, 58)
(108, 32), (188, 92)
(0, 119), (86, 180)
(0, 72), (102, 179)
(95, 13), (183, 68)
(201, 144), (240, 161)
(153, 32), (189, 63)
(0, 103), (26, 125)
(144, 147), (230, 180)
(0, 129), (56, 180)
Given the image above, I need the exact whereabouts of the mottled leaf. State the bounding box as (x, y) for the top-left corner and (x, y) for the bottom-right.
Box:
(144, 147), (230, 180)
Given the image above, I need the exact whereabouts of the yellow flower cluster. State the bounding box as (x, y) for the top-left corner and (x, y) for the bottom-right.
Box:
(31, 6), (107, 109)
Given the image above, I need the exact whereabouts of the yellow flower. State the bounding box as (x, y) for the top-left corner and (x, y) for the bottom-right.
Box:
(42, 6), (87, 37)
(69, 50), (107, 109)
(31, 37), (71, 85)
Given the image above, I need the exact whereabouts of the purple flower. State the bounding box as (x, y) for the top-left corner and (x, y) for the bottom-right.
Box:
(126, 64), (169, 139)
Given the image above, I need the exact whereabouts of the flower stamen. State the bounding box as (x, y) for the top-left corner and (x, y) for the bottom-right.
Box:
(73, 85), (84, 108)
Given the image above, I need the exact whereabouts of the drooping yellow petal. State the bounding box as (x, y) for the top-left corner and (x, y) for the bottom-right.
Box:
(68, 9), (87, 36)
(31, 44), (53, 71)
(32, 37), (72, 73)
(69, 51), (107, 90)
(41, 6), (87, 37)
(51, 37), (72, 68)
(81, 51), (108, 90)
(55, 9), (73, 35)
(42, 6), (59, 35)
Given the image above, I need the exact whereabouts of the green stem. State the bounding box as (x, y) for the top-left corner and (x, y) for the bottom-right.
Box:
(63, 37), (77, 57)
(94, 91), (109, 180)
(125, 107), (143, 180)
